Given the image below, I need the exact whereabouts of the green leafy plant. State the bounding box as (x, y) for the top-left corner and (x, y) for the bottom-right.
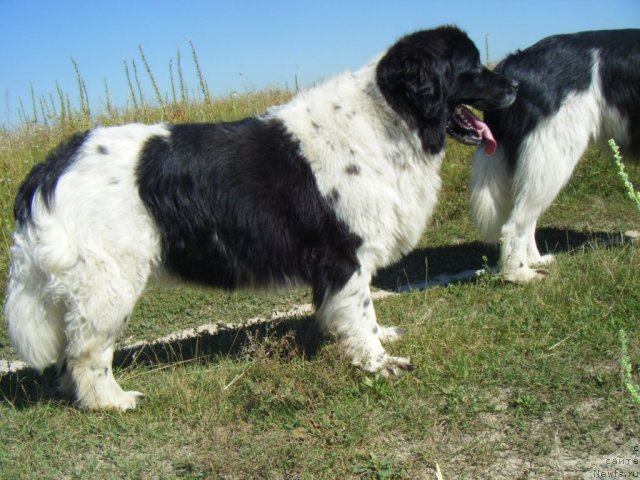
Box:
(611, 139), (640, 407)
(352, 454), (405, 480)
(609, 138), (640, 210)
(619, 329), (640, 406)
(361, 373), (391, 400)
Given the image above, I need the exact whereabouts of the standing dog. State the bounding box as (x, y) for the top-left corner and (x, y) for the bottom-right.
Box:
(5, 26), (517, 410)
(471, 29), (640, 283)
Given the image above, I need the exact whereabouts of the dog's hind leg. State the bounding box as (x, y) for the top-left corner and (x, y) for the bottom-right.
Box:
(315, 270), (414, 377)
(5, 249), (67, 372)
(65, 340), (143, 411)
(60, 255), (150, 411)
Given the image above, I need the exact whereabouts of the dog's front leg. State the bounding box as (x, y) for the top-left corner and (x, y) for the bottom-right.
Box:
(315, 270), (414, 377)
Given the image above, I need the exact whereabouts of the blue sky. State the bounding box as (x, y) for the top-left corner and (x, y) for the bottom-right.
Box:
(1, 0), (638, 127)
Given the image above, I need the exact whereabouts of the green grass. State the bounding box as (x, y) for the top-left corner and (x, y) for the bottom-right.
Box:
(1, 54), (640, 478)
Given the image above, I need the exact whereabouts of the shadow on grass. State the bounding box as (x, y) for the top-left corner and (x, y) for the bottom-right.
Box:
(374, 227), (635, 291)
(114, 313), (324, 370)
(1, 227), (633, 409)
(0, 366), (65, 409)
(0, 314), (323, 409)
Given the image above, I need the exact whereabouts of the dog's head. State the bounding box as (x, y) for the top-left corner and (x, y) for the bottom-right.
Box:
(376, 25), (517, 155)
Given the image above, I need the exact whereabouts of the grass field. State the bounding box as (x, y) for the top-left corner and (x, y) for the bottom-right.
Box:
(1, 62), (639, 478)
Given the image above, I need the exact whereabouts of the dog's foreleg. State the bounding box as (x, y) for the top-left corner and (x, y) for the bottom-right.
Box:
(316, 270), (414, 377)
(500, 218), (549, 283)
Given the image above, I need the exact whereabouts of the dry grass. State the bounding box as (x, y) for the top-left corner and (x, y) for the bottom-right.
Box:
(1, 47), (640, 478)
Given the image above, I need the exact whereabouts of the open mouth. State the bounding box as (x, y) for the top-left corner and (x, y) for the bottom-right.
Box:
(446, 105), (497, 155)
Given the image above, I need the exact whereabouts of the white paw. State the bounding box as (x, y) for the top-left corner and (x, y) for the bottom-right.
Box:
(377, 325), (405, 343)
(503, 266), (549, 284)
(79, 389), (146, 411)
(531, 254), (555, 266)
(362, 354), (415, 378)
(378, 356), (415, 378)
(108, 390), (146, 411)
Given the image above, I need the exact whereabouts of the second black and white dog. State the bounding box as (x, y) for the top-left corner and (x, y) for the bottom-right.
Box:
(471, 29), (640, 283)
(5, 26), (517, 410)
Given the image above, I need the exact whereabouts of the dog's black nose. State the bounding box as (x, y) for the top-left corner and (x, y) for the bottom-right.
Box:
(508, 78), (519, 91)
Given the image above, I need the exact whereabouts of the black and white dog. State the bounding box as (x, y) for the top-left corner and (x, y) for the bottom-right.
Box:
(5, 26), (517, 410)
(471, 29), (640, 283)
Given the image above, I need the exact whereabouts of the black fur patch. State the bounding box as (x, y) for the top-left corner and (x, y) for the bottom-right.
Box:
(59, 357), (68, 375)
(136, 119), (363, 306)
(376, 26), (517, 155)
(484, 29), (640, 166)
(14, 131), (90, 224)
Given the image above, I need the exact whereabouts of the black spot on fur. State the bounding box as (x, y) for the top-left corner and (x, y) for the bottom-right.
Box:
(136, 119), (362, 308)
(97, 145), (108, 155)
(14, 130), (90, 224)
(311, 121), (321, 130)
(327, 188), (340, 205)
(333, 104), (342, 111)
(373, 326), (379, 335)
(345, 164), (360, 175)
(363, 297), (371, 308)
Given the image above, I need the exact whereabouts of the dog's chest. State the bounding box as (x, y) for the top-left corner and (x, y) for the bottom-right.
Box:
(328, 146), (443, 270)
(271, 74), (445, 271)
(290, 113), (443, 270)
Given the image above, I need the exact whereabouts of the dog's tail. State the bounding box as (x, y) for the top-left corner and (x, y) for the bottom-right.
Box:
(470, 147), (513, 243)
(4, 223), (73, 371)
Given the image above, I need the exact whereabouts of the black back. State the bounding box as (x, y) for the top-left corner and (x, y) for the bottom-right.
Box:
(485, 29), (640, 165)
(14, 131), (89, 224)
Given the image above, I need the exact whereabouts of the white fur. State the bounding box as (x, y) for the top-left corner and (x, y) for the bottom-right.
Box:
(272, 62), (442, 366)
(6, 124), (167, 409)
(6, 57), (442, 408)
(7, 22), (509, 408)
(272, 61), (443, 273)
(315, 269), (409, 376)
(471, 52), (630, 283)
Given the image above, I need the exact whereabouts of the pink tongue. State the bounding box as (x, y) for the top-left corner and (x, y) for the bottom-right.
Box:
(460, 107), (497, 156)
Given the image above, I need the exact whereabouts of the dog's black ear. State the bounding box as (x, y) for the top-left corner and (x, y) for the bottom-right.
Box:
(377, 51), (448, 154)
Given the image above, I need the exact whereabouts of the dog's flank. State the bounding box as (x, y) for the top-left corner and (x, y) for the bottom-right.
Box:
(471, 29), (640, 283)
(136, 119), (362, 301)
(5, 25), (517, 410)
